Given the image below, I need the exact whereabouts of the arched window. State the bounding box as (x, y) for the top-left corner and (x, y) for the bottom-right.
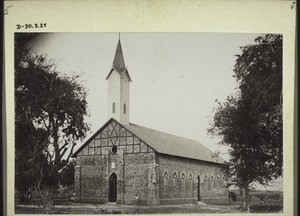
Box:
(189, 174), (193, 193)
(220, 182), (224, 192)
(112, 102), (116, 113)
(208, 175), (212, 191)
(164, 172), (168, 194)
(217, 176), (220, 190)
(181, 173), (185, 194)
(173, 173), (177, 195)
(204, 175), (208, 192)
(112, 145), (117, 154)
(211, 175), (216, 189)
(222, 176), (226, 189)
(123, 103), (126, 114)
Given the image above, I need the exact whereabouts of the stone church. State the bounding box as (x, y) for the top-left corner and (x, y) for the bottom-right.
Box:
(72, 39), (228, 206)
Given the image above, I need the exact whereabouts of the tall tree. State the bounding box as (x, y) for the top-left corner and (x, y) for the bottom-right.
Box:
(15, 37), (89, 212)
(208, 34), (282, 212)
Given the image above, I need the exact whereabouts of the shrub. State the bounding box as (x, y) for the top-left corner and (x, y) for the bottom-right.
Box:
(229, 191), (237, 202)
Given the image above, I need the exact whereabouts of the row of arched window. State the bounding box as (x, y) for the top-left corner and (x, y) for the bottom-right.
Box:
(112, 103), (126, 114)
(162, 171), (224, 196)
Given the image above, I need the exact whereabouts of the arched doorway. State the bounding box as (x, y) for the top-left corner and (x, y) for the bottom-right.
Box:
(109, 173), (117, 202)
(197, 175), (201, 201)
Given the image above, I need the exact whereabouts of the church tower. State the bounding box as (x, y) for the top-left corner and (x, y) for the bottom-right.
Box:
(106, 39), (132, 125)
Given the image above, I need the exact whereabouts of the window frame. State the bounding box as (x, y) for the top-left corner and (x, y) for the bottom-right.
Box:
(112, 102), (116, 113)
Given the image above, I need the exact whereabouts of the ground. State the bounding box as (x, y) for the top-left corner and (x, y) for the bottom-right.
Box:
(15, 189), (283, 214)
(15, 201), (283, 214)
(15, 202), (239, 214)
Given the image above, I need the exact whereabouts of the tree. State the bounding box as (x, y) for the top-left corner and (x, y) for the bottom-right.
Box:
(59, 160), (76, 187)
(15, 119), (47, 203)
(15, 37), (89, 213)
(208, 34), (282, 212)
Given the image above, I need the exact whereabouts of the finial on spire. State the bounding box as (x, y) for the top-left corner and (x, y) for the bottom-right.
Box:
(119, 32), (120, 41)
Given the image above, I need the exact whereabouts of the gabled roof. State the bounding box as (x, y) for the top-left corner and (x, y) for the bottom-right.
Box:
(106, 40), (132, 81)
(122, 122), (226, 165)
(73, 118), (226, 165)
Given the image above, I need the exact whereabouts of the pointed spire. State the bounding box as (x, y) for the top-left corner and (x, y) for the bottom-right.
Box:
(112, 39), (126, 73)
(106, 36), (132, 82)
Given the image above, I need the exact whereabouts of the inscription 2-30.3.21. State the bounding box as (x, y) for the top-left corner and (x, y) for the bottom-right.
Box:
(16, 23), (46, 30)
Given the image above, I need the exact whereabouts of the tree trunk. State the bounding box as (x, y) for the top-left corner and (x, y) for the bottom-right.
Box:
(39, 185), (55, 214)
(240, 186), (251, 212)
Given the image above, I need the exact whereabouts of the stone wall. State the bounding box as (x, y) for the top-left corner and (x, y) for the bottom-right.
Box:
(74, 151), (228, 205)
(74, 155), (109, 203)
(157, 153), (228, 205)
(122, 152), (158, 205)
(74, 152), (158, 205)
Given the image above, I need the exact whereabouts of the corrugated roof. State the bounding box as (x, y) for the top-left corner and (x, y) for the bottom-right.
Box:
(122, 122), (226, 165)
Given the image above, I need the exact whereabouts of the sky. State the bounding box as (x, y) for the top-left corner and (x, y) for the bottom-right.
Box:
(24, 32), (283, 190)
(28, 32), (260, 159)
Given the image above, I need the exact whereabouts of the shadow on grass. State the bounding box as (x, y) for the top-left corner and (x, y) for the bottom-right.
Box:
(250, 205), (283, 213)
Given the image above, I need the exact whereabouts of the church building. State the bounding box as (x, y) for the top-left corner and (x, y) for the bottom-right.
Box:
(72, 39), (228, 206)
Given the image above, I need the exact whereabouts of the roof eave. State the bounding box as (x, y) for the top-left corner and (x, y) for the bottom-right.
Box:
(105, 67), (132, 82)
(156, 152), (228, 166)
(121, 69), (132, 82)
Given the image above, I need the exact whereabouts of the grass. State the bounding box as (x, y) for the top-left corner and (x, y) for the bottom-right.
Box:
(250, 204), (283, 213)
(15, 201), (282, 214)
(15, 204), (236, 214)
(15, 190), (283, 214)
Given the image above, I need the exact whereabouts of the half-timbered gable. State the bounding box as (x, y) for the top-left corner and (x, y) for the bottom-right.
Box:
(75, 119), (155, 157)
